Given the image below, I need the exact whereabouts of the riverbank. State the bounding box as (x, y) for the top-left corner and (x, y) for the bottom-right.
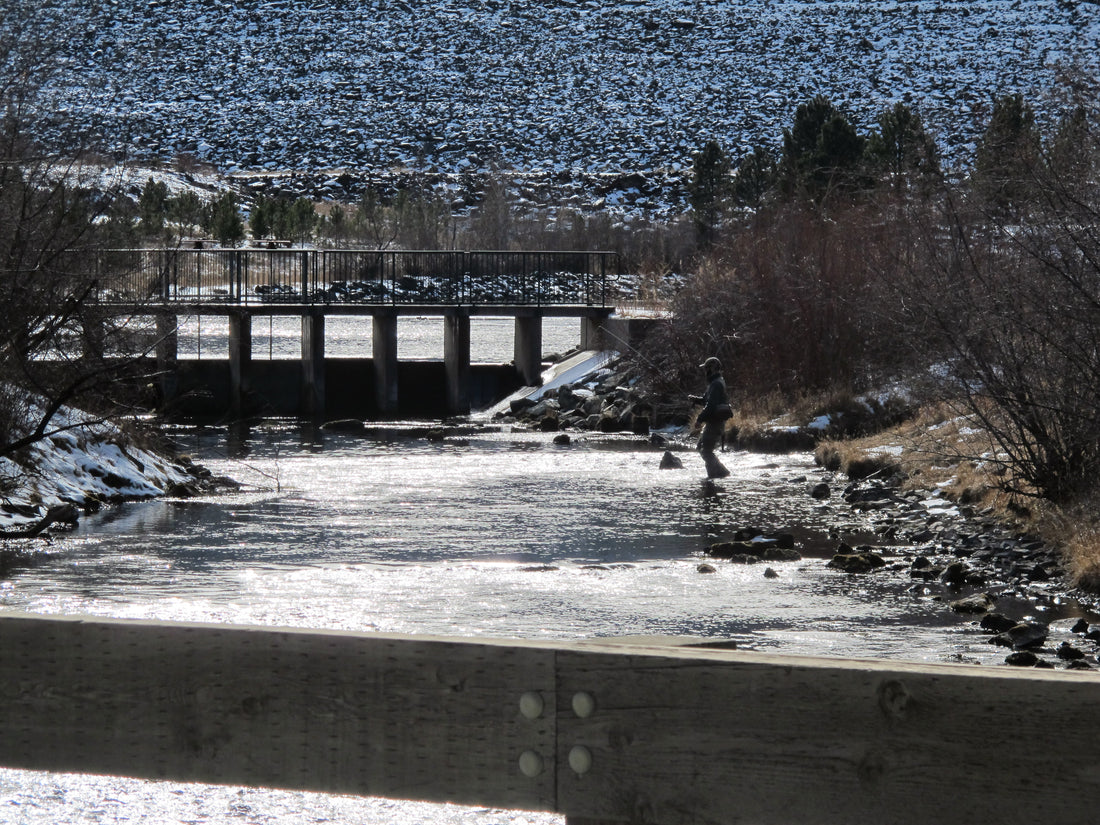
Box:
(0, 408), (236, 557)
(5, 351), (1097, 671)
(494, 351), (1100, 669)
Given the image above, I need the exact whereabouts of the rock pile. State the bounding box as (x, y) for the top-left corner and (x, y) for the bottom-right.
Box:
(494, 358), (687, 434)
(815, 474), (1100, 669)
(33, 0), (1100, 213)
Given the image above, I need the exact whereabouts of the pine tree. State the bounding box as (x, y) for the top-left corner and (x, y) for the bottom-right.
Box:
(206, 192), (244, 246)
(779, 95), (867, 202)
(865, 102), (941, 193)
(972, 92), (1041, 215)
(687, 139), (731, 243)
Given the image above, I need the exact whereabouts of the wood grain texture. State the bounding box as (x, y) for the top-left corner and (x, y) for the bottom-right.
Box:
(555, 642), (1100, 825)
(0, 614), (556, 809)
(4, 616), (1100, 824)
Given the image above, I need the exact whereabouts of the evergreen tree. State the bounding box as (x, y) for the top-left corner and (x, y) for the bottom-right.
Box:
(167, 189), (203, 233)
(1046, 105), (1094, 183)
(972, 92), (1041, 215)
(138, 177), (169, 237)
(205, 191), (244, 246)
(250, 195), (273, 240)
(865, 102), (941, 193)
(779, 95), (867, 202)
(288, 197), (317, 245)
(687, 139), (731, 243)
(731, 144), (777, 209)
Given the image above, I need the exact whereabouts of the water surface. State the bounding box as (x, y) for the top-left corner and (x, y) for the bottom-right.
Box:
(0, 426), (1070, 824)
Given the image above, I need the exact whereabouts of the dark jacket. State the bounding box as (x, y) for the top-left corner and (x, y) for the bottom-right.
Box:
(699, 373), (730, 423)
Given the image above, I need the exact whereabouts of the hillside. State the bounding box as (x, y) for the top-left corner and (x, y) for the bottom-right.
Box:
(27, 0), (1100, 209)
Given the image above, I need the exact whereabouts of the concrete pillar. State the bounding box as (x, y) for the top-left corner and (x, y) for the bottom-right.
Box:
(580, 315), (604, 350)
(444, 310), (471, 416)
(372, 311), (399, 415)
(513, 311), (543, 386)
(155, 313), (179, 405)
(301, 311), (325, 421)
(228, 312), (252, 419)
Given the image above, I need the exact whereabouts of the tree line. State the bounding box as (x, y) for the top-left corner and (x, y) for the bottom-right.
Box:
(648, 79), (1100, 512)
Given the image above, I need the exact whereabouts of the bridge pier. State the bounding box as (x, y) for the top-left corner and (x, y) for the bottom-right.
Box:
(444, 310), (471, 415)
(228, 312), (252, 419)
(513, 310), (543, 386)
(301, 311), (325, 421)
(155, 314), (179, 404)
(373, 311), (399, 415)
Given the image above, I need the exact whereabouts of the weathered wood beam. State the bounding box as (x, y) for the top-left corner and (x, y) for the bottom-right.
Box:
(2, 614), (1100, 825)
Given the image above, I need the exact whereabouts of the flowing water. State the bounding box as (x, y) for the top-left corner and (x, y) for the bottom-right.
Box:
(0, 318), (1085, 823)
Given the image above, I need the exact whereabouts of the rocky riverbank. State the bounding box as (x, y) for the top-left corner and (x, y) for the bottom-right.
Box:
(497, 352), (1100, 670)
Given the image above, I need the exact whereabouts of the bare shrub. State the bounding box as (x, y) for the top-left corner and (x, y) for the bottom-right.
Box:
(634, 199), (918, 405)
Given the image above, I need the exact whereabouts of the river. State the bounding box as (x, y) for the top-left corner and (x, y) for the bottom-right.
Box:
(0, 318), (1083, 823)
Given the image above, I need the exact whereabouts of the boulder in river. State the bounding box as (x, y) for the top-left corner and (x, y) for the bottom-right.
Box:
(659, 450), (683, 470)
(949, 593), (996, 614)
(827, 549), (887, 574)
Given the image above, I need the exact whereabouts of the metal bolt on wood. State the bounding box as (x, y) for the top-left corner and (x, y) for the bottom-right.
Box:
(519, 691), (544, 719)
(518, 750), (544, 778)
(571, 691), (595, 718)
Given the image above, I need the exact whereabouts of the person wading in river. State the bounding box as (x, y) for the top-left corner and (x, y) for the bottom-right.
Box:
(688, 356), (732, 479)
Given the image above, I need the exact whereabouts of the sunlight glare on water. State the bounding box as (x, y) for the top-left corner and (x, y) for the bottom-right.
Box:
(0, 426), (1012, 824)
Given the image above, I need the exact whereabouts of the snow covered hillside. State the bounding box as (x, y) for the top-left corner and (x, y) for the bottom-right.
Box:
(27, 0), (1100, 210)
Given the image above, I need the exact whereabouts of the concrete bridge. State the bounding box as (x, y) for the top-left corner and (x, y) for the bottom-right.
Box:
(94, 249), (620, 419)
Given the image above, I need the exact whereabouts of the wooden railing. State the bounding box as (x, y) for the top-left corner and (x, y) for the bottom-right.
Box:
(1, 613), (1099, 824)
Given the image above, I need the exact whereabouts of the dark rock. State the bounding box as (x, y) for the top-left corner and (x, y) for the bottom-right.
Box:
(1005, 650), (1039, 667)
(949, 593), (996, 614)
(810, 482), (831, 500)
(941, 561), (970, 586)
(991, 621), (1049, 650)
(764, 567), (779, 579)
(727, 554), (761, 565)
(1067, 660), (1094, 670)
(1057, 642), (1086, 660)
(538, 415), (560, 432)
(552, 433), (571, 445)
(697, 563), (717, 574)
(510, 397), (536, 414)
(165, 480), (201, 498)
(1071, 618), (1090, 634)
(649, 433), (669, 448)
(762, 547), (802, 562)
(659, 450), (683, 470)
(827, 551), (887, 574)
(979, 612), (1017, 633)
(707, 541), (759, 559)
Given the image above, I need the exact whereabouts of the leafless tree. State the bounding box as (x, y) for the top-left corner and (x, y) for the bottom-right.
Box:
(1, 2), (160, 462)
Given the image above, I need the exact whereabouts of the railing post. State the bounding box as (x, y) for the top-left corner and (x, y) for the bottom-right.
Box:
(301, 250), (309, 302)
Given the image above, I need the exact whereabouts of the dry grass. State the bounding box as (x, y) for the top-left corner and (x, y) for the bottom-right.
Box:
(810, 399), (1100, 591)
(814, 401), (1036, 521)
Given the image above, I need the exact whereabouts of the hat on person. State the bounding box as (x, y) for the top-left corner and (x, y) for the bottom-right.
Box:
(699, 356), (722, 372)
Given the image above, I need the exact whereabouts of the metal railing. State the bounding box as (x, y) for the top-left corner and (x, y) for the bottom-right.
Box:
(93, 249), (616, 308)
